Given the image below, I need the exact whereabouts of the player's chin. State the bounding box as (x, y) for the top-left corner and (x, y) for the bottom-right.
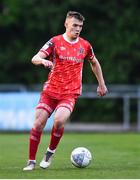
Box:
(76, 33), (80, 37)
(73, 33), (79, 38)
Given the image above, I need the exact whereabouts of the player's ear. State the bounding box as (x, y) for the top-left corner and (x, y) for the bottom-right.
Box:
(64, 21), (67, 28)
(64, 18), (69, 28)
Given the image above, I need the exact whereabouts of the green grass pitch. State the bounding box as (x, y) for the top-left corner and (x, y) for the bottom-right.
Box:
(0, 132), (140, 179)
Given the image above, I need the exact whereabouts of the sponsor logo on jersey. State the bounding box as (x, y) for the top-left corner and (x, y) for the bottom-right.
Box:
(59, 55), (84, 63)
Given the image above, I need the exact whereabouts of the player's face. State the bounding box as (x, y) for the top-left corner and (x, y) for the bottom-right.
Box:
(65, 17), (83, 40)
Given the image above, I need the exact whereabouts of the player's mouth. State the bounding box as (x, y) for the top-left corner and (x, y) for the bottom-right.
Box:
(75, 32), (80, 36)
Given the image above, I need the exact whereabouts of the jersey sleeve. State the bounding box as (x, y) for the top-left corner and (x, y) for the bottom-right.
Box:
(39, 38), (54, 56)
(86, 42), (95, 61)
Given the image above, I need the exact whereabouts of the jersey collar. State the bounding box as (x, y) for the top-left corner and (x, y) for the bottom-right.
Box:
(63, 33), (79, 44)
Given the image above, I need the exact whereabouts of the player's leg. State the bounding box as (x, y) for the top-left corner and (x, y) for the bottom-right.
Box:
(40, 97), (76, 169)
(48, 97), (76, 153)
(29, 109), (50, 160)
(23, 108), (49, 171)
(48, 107), (70, 150)
(40, 106), (71, 169)
(23, 91), (57, 171)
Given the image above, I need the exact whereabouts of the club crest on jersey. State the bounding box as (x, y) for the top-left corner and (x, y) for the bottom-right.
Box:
(78, 48), (84, 55)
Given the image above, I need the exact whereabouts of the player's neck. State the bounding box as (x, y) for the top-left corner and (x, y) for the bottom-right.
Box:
(63, 33), (79, 44)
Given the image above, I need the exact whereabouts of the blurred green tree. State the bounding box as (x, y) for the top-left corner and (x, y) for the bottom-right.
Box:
(0, 0), (139, 122)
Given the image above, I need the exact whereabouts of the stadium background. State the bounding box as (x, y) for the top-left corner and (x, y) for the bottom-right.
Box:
(0, 0), (140, 130)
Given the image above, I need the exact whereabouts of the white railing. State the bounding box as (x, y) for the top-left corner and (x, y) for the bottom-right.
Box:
(81, 84), (140, 131)
(0, 84), (140, 131)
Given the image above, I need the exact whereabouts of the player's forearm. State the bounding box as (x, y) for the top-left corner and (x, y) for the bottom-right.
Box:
(32, 53), (53, 69)
(31, 54), (44, 65)
(90, 58), (105, 86)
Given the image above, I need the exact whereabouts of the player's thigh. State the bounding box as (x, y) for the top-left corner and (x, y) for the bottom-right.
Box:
(54, 107), (71, 126)
(33, 108), (50, 128)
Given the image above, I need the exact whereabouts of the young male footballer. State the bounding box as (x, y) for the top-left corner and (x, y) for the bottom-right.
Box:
(23, 11), (108, 171)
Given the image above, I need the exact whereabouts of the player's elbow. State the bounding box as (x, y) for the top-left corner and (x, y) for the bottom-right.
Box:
(31, 55), (37, 64)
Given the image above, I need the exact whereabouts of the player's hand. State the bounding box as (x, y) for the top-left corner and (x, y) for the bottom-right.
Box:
(41, 60), (53, 69)
(97, 84), (108, 97)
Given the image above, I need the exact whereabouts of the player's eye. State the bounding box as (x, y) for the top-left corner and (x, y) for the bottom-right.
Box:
(73, 24), (78, 27)
(73, 24), (83, 28)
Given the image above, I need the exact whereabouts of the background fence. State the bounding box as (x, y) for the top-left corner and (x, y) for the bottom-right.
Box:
(0, 84), (140, 132)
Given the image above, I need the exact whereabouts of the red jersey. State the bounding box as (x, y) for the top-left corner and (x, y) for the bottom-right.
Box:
(39, 34), (94, 97)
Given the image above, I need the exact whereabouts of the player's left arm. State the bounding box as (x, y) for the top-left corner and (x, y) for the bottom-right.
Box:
(89, 56), (108, 97)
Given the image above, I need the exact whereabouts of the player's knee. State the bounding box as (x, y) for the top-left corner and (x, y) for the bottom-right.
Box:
(33, 118), (45, 131)
(33, 109), (48, 131)
(33, 122), (43, 131)
(54, 119), (64, 129)
(54, 111), (68, 129)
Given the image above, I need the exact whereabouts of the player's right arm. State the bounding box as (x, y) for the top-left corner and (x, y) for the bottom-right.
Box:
(31, 51), (53, 69)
